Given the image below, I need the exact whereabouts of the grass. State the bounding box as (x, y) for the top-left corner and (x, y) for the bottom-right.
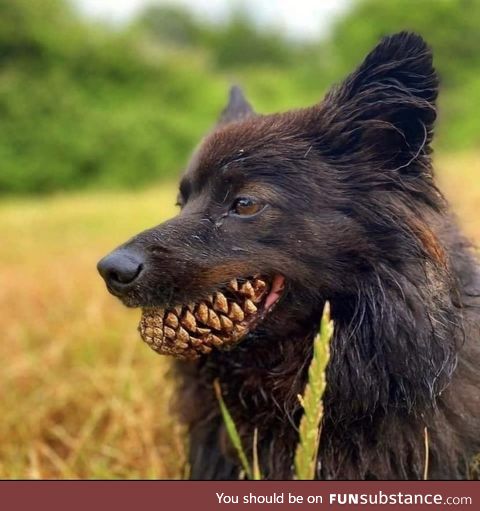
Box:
(214, 303), (333, 481)
(1, 152), (480, 479)
(214, 379), (255, 480)
(0, 185), (184, 478)
(294, 302), (333, 480)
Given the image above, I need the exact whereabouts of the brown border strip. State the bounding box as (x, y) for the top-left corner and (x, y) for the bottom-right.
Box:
(0, 481), (478, 511)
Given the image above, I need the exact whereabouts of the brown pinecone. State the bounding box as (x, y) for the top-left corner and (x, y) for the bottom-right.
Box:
(138, 277), (269, 360)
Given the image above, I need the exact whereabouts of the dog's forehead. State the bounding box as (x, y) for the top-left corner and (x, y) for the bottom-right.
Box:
(184, 111), (309, 187)
(188, 117), (277, 183)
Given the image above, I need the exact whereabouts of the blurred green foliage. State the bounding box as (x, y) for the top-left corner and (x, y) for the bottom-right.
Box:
(1, 0), (479, 194)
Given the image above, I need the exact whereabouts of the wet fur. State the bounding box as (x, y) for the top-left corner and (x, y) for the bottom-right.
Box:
(105, 33), (480, 479)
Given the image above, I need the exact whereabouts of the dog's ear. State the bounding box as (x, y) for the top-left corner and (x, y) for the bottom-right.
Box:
(315, 32), (438, 171)
(218, 85), (255, 126)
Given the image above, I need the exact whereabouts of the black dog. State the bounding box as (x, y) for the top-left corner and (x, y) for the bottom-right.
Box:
(98, 32), (480, 479)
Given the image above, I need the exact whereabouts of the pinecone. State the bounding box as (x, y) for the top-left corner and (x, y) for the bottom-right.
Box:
(138, 277), (269, 360)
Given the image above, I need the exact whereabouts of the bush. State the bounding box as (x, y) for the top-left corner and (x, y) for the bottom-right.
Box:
(2, 0), (480, 194)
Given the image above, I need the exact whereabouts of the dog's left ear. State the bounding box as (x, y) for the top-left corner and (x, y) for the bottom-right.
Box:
(218, 85), (255, 126)
(315, 32), (438, 171)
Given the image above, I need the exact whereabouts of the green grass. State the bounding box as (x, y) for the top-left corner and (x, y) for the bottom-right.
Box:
(1, 152), (480, 478)
(214, 379), (255, 480)
(294, 302), (333, 480)
(215, 303), (333, 480)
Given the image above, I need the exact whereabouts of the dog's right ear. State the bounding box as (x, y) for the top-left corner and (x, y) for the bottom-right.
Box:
(217, 85), (255, 126)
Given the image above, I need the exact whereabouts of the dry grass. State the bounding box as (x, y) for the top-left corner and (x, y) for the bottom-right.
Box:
(1, 152), (480, 479)
(436, 153), (480, 242)
(0, 186), (184, 479)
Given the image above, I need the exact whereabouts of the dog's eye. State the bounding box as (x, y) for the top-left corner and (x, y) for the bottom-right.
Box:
(231, 197), (264, 216)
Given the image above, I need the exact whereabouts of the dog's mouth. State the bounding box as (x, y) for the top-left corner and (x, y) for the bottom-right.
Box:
(138, 274), (285, 360)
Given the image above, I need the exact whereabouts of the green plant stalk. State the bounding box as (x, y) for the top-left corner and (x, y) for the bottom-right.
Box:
(294, 301), (333, 480)
(252, 427), (262, 480)
(213, 379), (253, 480)
(423, 427), (429, 480)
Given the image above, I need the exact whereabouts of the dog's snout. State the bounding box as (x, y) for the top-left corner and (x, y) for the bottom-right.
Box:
(97, 249), (144, 293)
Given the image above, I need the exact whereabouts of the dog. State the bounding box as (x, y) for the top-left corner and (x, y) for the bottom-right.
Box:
(98, 32), (480, 479)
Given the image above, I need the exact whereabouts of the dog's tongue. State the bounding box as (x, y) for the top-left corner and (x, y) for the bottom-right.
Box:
(264, 274), (285, 310)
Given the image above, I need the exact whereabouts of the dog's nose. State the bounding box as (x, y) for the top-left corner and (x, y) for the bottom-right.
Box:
(97, 249), (144, 292)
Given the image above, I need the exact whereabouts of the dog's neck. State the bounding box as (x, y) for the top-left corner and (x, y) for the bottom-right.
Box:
(206, 254), (460, 428)
(327, 259), (459, 419)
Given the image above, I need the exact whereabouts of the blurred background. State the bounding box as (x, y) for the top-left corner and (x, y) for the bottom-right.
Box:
(1, 0), (480, 478)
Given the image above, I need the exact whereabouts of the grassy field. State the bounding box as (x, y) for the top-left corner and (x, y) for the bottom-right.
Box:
(1, 153), (480, 479)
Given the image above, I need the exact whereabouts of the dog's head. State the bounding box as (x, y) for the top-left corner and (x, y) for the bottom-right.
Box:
(98, 32), (439, 359)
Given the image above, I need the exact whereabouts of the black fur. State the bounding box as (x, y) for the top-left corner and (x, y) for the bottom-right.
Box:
(99, 32), (480, 479)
